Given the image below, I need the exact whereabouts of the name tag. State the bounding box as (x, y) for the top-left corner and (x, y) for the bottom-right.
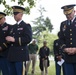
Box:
(17, 28), (23, 30)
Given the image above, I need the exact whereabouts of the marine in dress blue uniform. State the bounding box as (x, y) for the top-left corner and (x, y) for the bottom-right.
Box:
(6, 6), (32, 75)
(0, 12), (10, 75)
(60, 4), (76, 75)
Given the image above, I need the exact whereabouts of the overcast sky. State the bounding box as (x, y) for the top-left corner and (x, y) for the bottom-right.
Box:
(1, 0), (76, 34)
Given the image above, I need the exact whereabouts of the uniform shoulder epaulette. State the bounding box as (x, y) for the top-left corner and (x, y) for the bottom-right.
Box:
(26, 22), (30, 25)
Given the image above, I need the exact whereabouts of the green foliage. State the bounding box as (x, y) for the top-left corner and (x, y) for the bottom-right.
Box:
(27, 0), (35, 8)
(0, 0), (36, 15)
(32, 6), (53, 38)
(4, 5), (12, 15)
(37, 29), (58, 55)
(44, 17), (53, 32)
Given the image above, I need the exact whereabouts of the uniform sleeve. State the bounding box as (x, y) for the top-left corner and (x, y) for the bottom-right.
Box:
(60, 22), (66, 49)
(15, 24), (32, 45)
(60, 22), (65, 40)
(1, 24), (11, 50)
(53, 40), (58, 56)
(1, 40), (8, 50)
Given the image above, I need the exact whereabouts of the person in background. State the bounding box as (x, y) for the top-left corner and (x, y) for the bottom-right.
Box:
(25, 39), (38, 75)
(39, 41), (50, 75)
(0, 12), (10, 75)
(53, 32), (67, 75)
(5, 6), (32, 75)
(60, 4), (76, 75)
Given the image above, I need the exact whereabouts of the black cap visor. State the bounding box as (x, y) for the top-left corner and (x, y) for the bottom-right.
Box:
(13, 12), (20, 15)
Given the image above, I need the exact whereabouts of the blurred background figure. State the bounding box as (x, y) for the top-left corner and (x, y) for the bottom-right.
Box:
(39, 41), (50, 75)
(25, 39), (38, 75)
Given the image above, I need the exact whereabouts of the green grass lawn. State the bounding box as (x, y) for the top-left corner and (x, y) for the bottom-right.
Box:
(27, 60), (63, 75)
(0, 60), (63, 75)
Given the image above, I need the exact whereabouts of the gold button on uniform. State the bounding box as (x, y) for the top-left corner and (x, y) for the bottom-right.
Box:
(70, 38), (72, 40)
(70, 34), (72, 36)
(11, 44), (13, 46)
(70, 42), (72, 44)
(70, 29), (72, 31)
(21, 49), (23, 50)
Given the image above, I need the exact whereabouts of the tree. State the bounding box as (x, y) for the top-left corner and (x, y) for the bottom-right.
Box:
(32, 6), (53, 38)
(44, 17), (53, 32)
(0, 0), (36, 15)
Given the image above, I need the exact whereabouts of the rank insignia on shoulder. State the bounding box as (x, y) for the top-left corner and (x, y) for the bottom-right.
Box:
(17, 28), (23, 30)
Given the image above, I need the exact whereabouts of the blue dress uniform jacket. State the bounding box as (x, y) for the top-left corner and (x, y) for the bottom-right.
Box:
(39, 46), (50, 71)
(7, 21), (32, 62)
(60, 17), (76, 63)
(0, 22), (10, 57)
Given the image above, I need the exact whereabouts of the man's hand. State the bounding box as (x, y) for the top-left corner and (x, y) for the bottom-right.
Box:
(64, 48), (76, 55)
(67, 48), (76, 55)
(6, 36), (15, 42)
(57, 56), (62, 61)
(42, 58), (44, 61)
(64, 48), (69, 53)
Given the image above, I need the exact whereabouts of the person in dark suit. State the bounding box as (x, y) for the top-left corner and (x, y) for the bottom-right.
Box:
(5, 6), (32, 75)
(60, 4), (76, 75)
(53, 32), (67, 75)
(0, 12), (10, 75)
(39, 41), (50, 75)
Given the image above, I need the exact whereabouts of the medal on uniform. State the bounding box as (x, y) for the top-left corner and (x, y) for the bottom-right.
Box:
(10, 28), (13, 34)
(63, 25), (66, 31)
